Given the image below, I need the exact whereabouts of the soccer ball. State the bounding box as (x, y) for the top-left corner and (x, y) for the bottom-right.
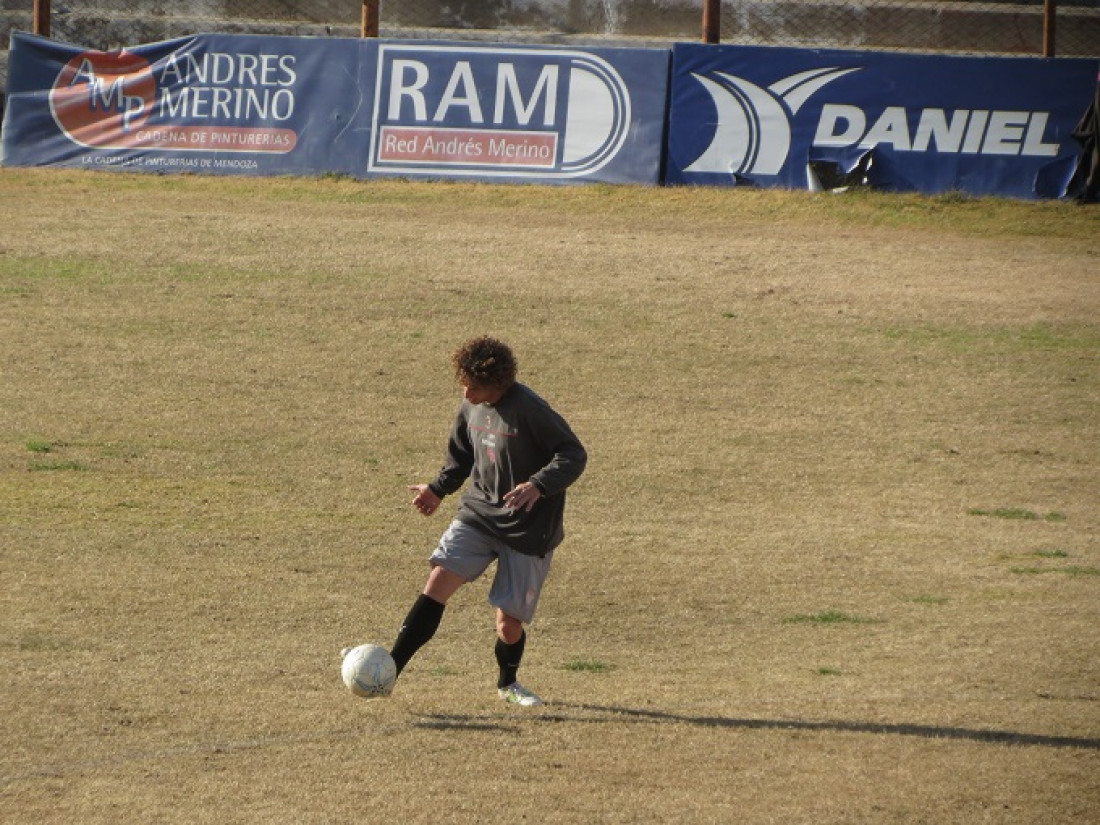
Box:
(341, 644), (397, 698)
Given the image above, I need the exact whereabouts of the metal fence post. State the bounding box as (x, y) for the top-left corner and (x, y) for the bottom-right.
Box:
(363, 1), (380, 38)
(703, 0), (720, 44)
(33, 0), (51, 38)
(1043, 0), (1056, 57)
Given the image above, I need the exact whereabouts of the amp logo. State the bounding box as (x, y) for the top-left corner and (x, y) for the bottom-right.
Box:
(49, 49), (158, 148)
(368, 44), (632, 178)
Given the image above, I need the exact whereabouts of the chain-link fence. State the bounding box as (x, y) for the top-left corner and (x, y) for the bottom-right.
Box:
(382, 1), (1099, 57)
(2, 1), (1098, 109)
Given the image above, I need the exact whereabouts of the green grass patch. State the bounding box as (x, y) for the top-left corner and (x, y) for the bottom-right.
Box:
(564, 659), (613, 674)
(1013, 322), (1089, 351)
(15, 632), (83, 652)
(816, 667), (844, 676)
(29, 460), (87, 472)
(25, 440), (53, 453)
(4, 255), (104, 280)
(1064, 566), (1100, 577)
(911, 595), (949, 605)
(1010, 565), (1100, 577)
(882, 322), (1098, 353)
(968, 507), (1039, 520)
(783, 611), (878, 625)
(967, 507), (1066, 522)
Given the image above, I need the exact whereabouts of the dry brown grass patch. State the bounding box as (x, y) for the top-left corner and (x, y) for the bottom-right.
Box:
(2, 169), (1098, 823)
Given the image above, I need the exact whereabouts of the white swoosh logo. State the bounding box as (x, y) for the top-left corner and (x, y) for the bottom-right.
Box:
(685, 68), (859, 176)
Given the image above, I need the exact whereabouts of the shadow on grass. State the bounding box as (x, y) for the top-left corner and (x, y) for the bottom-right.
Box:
(412, 717), (519, 733)
(415, 702), (1100, 751)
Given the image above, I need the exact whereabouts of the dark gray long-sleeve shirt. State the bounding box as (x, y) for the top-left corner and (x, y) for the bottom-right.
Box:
(427, 383), (586, 557)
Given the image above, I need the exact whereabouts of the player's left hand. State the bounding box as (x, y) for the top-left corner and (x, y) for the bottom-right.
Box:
(503, 481), (542, 512)
(408, 483), (441, 516)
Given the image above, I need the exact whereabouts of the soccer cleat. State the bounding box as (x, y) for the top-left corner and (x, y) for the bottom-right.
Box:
(498, 682), (544, 707)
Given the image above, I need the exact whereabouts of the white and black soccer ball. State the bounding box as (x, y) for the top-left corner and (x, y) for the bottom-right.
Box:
(341, 644), (397, 698)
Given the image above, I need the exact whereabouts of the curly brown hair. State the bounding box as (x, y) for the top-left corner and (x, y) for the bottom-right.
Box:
(452, 336), (517, 390)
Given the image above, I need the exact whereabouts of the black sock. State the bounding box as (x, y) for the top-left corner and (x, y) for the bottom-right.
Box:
(495, 630), (526, 689)
(390, 594), (446, 675)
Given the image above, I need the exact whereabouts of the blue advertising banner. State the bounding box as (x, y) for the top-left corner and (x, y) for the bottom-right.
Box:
(1, 32), (669, 185)
(0, 31), (374, 176)
(666, 43), (1098, 198)
(365, 42), (669, 184)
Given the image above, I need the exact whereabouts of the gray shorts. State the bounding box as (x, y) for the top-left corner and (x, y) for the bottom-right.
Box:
(429, 520), (554, 625)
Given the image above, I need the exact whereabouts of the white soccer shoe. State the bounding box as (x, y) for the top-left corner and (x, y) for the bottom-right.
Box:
(498, 682), (544, 707)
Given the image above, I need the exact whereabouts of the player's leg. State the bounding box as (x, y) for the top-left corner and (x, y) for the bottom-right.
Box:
(389, 565), (464, 675)
(390, 521), (495, 677)
(495, 608), (527, 686)
(490, 547), (553, 706)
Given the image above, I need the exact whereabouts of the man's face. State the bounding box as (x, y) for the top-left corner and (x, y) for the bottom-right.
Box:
(461, 378), (505, 406)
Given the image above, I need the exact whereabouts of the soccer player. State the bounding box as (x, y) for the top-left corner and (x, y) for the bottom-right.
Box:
(393, 336), (587, 706)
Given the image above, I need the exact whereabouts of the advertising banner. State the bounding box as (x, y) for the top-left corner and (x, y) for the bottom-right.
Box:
(0, 31), (374, 176)
(366, 42), (669, 184)
(666, 43), (1098, 198)
(1, 32), (669, 185)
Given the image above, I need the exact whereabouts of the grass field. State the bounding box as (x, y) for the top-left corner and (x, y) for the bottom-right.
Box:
(1, 168), (1098, 823)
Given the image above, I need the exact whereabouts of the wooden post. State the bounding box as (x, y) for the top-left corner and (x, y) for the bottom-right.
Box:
(362, 1), (380, 38)
(1043, 0), (1056, 57)
(702, 0), (720, 44)
(33, 0), (51, 38)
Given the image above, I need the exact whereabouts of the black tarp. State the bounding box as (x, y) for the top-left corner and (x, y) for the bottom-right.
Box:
(1069, 73), (1100, 203)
